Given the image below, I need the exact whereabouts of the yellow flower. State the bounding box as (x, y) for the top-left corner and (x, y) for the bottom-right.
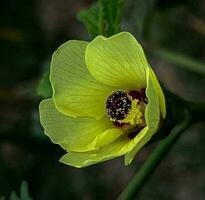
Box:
(39, 32), (166, 168)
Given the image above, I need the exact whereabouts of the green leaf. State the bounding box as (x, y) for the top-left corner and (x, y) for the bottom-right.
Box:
(0, 196), (6, 200)
(9, 181), (32, 200)
(152, 48), (205, 76)
(77, 0), (124, 38)
(100, 0), (124, 36)
(37, 72), (52, 98)
(19, 181), (32, 200)
(77, 3), (100, 39)
(10, 192), (20, 200)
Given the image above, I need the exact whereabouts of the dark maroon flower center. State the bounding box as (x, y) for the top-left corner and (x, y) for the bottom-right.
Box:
(106, 90), (132, 121)
(128, 125), (146, 139)
(106, 88), (148, 139)
(129, 88), (148, 104)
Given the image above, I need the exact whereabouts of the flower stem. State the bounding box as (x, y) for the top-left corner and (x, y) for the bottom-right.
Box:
(152, 48), (205, 76)
(117, 109), (191, 200)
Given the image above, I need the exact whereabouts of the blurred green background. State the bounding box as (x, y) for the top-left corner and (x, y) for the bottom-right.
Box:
(0, 0), (205, 199)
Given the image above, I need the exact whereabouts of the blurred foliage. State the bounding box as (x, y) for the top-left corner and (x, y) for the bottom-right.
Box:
(77, 0), (124, 38)
(152, 48), (205, 76)
(9, 181), (32, 200)
(0, 0), (205, 199)
(1, 181), (32, 200)
(37, 72), (52, 98)
(77, 3), (100, 39)
(99, 0), (124, 36)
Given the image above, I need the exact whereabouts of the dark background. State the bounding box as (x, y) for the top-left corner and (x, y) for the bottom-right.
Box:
(0, 0), (205, 199)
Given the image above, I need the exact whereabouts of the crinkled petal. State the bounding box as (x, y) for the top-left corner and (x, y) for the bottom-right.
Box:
(39, 99), (123, 152)
(85, 32), (148, 90)
(124, 68), (161, 165)
(51, 40), (115, 119)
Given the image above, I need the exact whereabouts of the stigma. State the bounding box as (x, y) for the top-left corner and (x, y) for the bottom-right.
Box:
(106, 90), (132, 121)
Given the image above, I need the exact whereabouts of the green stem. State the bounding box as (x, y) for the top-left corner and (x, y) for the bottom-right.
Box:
(152, 48), (205, 76)
(118, 109), (191, 200)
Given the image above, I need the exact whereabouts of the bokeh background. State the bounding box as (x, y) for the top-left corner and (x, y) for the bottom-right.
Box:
(0, 0), (205, 199)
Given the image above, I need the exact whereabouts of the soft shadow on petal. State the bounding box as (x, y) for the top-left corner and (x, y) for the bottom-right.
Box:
(51, 40), (116, 119)
(85, 32), (148, 90)
(124, 68), (161, 165)
(39, 99), (123, 152)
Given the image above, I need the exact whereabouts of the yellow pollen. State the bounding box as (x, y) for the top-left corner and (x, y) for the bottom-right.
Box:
(118, 99), (145, 126)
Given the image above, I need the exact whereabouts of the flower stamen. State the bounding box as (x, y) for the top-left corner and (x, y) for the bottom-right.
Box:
(106, 89), (147, 130)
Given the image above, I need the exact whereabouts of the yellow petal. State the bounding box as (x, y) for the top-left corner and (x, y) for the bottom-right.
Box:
(124, 68), (161, 165)
(85, 32), (148, 90)
(51, 40), (115, 119)
(39, 98), (123, 152)
(60, 136), (131, 168)
(149, 67), (166, 119)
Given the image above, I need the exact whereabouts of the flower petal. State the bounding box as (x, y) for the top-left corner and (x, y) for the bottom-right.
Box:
(85, 32), (148, 89)
(149, 67), (166, 119)
(59, 127), (152, 168)
(58, 67), (162, 167)
(124, 68), (161, 165)
(60, 136), (131, 168)
(39, 99), (123, 152)
(51, 40), (115, 119)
